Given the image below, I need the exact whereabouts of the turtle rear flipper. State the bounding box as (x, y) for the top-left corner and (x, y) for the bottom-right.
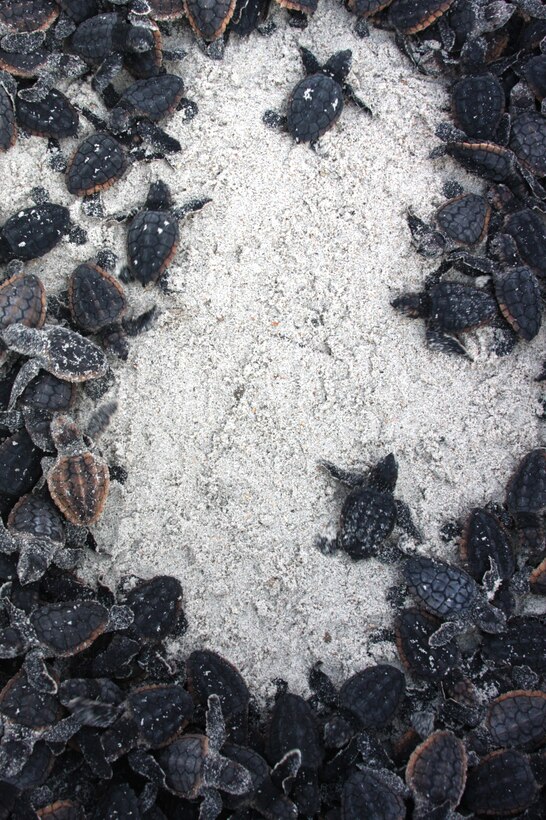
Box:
(425, 323), (471, 359)
(136, 119), (181, 154)
(263, 110), (287, 131)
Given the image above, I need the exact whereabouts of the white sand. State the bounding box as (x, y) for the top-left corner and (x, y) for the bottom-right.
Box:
(1, 2), (543, 701)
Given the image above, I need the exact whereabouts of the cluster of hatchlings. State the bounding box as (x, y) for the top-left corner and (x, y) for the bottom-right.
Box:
(0, 0), (545, 817)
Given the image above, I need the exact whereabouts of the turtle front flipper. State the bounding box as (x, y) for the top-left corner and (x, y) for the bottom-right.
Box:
(7, 358), (42, 410)
(318, 460), (365, 487)
(395, 498), (422, 543)
(299, 45), (320, 75)
(263, 110), (288, 131)
(425, 322), (471, 359)
(428, 619), (463, 648)
(136, 119), (181, 155)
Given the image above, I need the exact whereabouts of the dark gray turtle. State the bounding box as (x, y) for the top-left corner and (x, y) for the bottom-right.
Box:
(157, 695), (252, 819)
(462, 749), (541, 816)
(264, 47), (371, 147)
(186, 649), (250, 744)
(403, 554), (506, 646)
(342, 767), (408, 820)
(0, 188), (85, 264)
(346, 0), (396, 39)
(504, 207), (546, 279)
(318, 453), (421, 560)
(0, 70), (16, 150)
(505, 448), (546, 561)
(405, 730), (467, 818)
(15, 86), (79, 139)
(392, 270), (501, 359)
(1, 323), (109, 410)
(407, 189), (491, 259)
(66, 131), (128, 197)
(120, 179), (210, 290)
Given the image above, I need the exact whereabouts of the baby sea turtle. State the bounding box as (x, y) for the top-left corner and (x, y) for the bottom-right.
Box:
(183, 0), (239, 49)
(123, 574), (184, 642)
(406, 730), (467, 817)
(0, 271), (46, 334)
(222, 742), (300, 819)
(459, 507), (515, 584)
(15, 86), (79, 139)
(0, 427), (42, 499)
(504, 207), (546, 279)
(43, 412), (111, 527)
(264, 47), (371, 147)
(0, 190), (84, 263)
(486, 690), (546, 751)
(392, 273), (500, 359)
(120, 179), (210, 290)
(66, 131), (128, 197)
(0, 71), (16, 151)
(450, 73), (507, 142)
(407, 189), (491, 259)
(107, 73), (197, 154)
(493, 264), (542, 343)
(1, 323), (109, 410)
(0, 0), (59, 34)
(267, 690), (323, 816)
(342, 767), (408, 820)
(388, 0), (455, 35)
(317, 453), (421, 560)
(67, 259), (155, 360)
(462, 749), (541, 815)
(187, 649), (250, 744)
(395, 608), (460, 682)
(506, 448), (546, 559)
(403, 554), (506, 646)
(157, 695), (252, 816)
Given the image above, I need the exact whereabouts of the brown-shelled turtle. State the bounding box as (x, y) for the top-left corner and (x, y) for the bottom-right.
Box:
(157, 695), (252, 816)
(15, 85), (79, 139)
(462, 749), (542, 816)
(183, 0), (239, 52)
(264, 47), (371, 147)
(0, 188), (85, 263)
(388, 0), (456, 35)
(1, 323), (109, 410)
(493, 262), (542, 343)
(503, 207), (546, 278)
(485, 690), (546, 751)
(43, 412), (112, 527)
(119, 179), (210, 290)
(402, 554), (506, 646)
(67, 256), (155, 360)
(0, 0), (59, 34)
(66, 131), (128, 197)
(146, 0), (186, 21)
(0, 271), (46, 334)
(317, 452), (421, 560)
(405, 730), (467, 818)
(36, 800), (82, 819)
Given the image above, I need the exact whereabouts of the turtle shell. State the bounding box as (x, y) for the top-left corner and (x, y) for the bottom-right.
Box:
(403, 556), (477, 618)
(395, 608), (460, 681)
(462, 749), (539, 815)
(47, 451), (110, 526)
(125, 575), (183, 641)
(127, 684), (194, 747)
(388, 0), (455, 34)
(30, 600), (109, 656)
(506, 449), (546, 516)
(36, 801), (82, 820)
(495, 266), (542, 341)
(43, 326), (109, 381)
(68, 263), (126, 334)
(483, 617), (546, 674)
(66, 133), (128, 197)
(0, 670), (61, 729)
(524, 53), (546, 101)
(20, 372), (75, 412)
(59, 0), (99, 24)
(0, 273), (46, 331)
(504, 209), (546, 278)
(2, 203), (71, 260)
(0, 0), (59, 33)
(436, 194), (490, 245)
(186, 649), (249, 724)
(337, 487), (397, 559)
(183, 0), (237, 41)
(0, 429), (42, 497)
(0, 82), (16, 152)
(70, 13), (119, 62)
(147, 0), (186, 19)
(348, 0), (394, 17)
(287, 74), (343, 144)
(510, 112), (546, 177)
(15, 88), (79, 139)
(428, 282), (498, 332)
(342, 769), (406, 819)
(486, 690), (546, 751)
(406, 731), (467, 811)
(114, 74), (185, 123)
(127, 209), (179, 286)
(445, 142), (516, 183)
(8, 492), (65, 543)
(530, 557), (546, 595)
(459, 507), (515, 581)
(451, 74), (505, 141)
(0, 46), (49, 78)
(159, 735), (208, 798)
(268, 693), (322, 769)
(339, 665), (405, 729)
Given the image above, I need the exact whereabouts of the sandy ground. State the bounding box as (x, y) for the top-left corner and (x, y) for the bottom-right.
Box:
(1, 2), (544, 702)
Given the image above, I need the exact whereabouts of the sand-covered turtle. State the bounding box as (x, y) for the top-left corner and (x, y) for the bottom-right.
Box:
(43, 411), (112, 527)
(1, 323), (109, 410)
(318, 453), (421, 560)
(120, 179), (210, 289)
(264, 47), (371, 146)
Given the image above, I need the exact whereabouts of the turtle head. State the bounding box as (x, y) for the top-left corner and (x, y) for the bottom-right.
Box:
(391, 292), (427, 319)
(1, 324), (42, 356)
(50, 414), (83, 454)
(369, 453), (398, 493)
(110, 104), (130, 134)
(126, 25), (154, 53)
(145, 180), (173, 211)
(323, 50), (352, 84)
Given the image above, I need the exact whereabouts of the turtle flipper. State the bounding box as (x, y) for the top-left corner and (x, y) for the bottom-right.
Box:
(300, 46), (321, 75)
(263, 110), (288, 131)
(395, 499), (422, 543)
(318, 460), (365, 487)
(428, 620), (462, 648)
(426, 323), (471, 359)
(343, 82), (372, 115)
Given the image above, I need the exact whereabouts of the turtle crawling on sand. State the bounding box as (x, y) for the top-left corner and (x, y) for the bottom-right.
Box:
(263, 47), (371, 147)
(317, 453), (421, 560)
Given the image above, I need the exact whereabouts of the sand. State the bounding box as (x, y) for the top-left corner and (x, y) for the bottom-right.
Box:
(1, 1), (544, 703)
